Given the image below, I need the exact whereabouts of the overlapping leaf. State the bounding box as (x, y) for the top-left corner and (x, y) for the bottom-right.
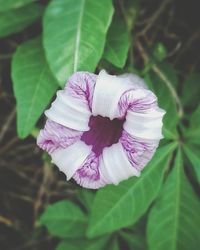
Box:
(108, 238), (120, 250)
(103, 14), (130, 68)
(120, 231), (147, 250)
(0, 3), (43, 37)
(12, 38), (58, 138)
(87, 143), (177, 237)
(43, 0), (114, 86)
(40, 200), (87, 238)
(77, 190), (95, 212)
(147, 149), (200, 250)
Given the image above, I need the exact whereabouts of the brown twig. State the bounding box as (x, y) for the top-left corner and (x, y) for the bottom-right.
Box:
(33, 163), (54, 222)
(0, 108), (16, 142)
(0, 136), (19, 156)
(137, 0), (173, 36)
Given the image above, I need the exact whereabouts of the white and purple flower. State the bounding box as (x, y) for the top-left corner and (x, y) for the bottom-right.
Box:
(37, 70), (165, 189)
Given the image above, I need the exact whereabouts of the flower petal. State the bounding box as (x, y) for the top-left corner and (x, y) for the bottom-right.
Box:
(99, 142), (140, 185)
(51, 141), (92, 180)
(45, 90), (91, 131)
(123, 108), (165, 140)
(92, 70), (134, 120)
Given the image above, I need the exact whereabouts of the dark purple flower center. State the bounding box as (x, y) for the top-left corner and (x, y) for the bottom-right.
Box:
(81, 115), (125, 156)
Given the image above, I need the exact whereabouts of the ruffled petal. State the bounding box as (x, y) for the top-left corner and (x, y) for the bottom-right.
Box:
(123, 108), (165, 140)
(45, 90), (91, 131)
(92, 70), (134, 120)
(37, 119), (82, 154)
(51, 141), (92, 180)
(99, 142), (140, 185)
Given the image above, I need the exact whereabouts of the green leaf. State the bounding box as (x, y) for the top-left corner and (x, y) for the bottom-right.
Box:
(185, 104), (200, 140)
(183, 144), (200, 184)
(40, 200), (87, 238)
(120, 215), (147, 250)
(147, 149), (200, 250)
(77, 190), (95, 212)
(56, 237), (108, 250)
(43, 0), (114, 86)
(123, 0), (140, 32)
(87, 143), (177, 237)
(103, 14), (130, 68)
(12, 38), (58, 138)
(0, 0), (34, 11)
(145, 63), (179, 139)
(153, 43), (167, 62)
(108, 238), (120, 250)
(182, 73), (200, 109)
(120, 231), (147, 250)
(0, 3), (43, 38)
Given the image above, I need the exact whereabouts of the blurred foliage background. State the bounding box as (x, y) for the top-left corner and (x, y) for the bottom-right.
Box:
(0, 0), (200, 249)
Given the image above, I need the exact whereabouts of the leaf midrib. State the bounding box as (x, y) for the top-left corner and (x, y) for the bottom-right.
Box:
(171, 155), (181, 250)
(73, 0), (85, 72)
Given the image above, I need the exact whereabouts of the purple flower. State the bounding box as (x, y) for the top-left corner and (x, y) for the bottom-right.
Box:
(37, 70), (165, 189)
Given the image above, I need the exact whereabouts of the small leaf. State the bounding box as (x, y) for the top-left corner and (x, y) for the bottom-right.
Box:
(0, 3), (43, 38)
(183, 144), (200, 184)
(40, 200), (87, 238)
(0, 0), (34, 11)
(123, 0), (140, 31)
(87, 143), (177, 237)
(12, 37), (58, 138)
(153, 43), (167, 62)
(147, 149), (200, 250)
(43, 0), (114, 86)
(103, 14), (130, 68)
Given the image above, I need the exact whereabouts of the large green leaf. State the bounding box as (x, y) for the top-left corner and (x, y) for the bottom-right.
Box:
(145, 63), (179, 139)
(12, 38), (58, 138)
(0, 3), (43, 38)
(103, 14), (130, 68)
(43, 0), (114, 86)
(87, 143), (177, 237)
(183, 144), (200, 184)
(147, 149), (200, 250)
(40, 200), (87, 238)
(0, 0), (34, 11)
